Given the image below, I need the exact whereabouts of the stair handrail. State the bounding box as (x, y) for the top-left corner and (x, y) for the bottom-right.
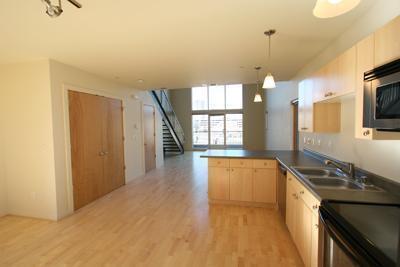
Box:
(150, 90), (185, 152)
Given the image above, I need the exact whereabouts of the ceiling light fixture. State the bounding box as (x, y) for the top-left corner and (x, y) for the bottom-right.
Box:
(41, 0), (82, 18)
(262, 29), (276, 89)
(313, 0), (360, 18)
(254, 66), (263, 103)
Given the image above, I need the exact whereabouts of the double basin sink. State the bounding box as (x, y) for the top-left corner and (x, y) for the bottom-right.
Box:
(291, 166), (382, 192)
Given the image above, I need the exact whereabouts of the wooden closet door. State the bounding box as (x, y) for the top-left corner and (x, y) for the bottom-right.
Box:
(103, 97), (125, 191)
(69, 91), (105, 210)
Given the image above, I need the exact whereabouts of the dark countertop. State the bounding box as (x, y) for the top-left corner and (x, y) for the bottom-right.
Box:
(200, 149), (400, 204)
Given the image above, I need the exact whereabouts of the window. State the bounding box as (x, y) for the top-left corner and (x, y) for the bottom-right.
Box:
(191, 84), (243, 147)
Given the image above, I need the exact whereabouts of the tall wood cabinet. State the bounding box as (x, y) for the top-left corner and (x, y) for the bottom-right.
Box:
(69, 91), (125, 210)
(374, 16), (400, 67)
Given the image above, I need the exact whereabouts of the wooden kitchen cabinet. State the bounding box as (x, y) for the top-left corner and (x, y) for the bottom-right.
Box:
(299, 79), (341, 133)
(298, 79), (314, 132)
(311, 213), (319, 267)
(374, 16), (400, 67)
(208, 158), (278, 206)
(253, 168), (276, 203)
(286, 172), (320, 267)
(208, 167), (230, 200)
(229, 168), (253, 202)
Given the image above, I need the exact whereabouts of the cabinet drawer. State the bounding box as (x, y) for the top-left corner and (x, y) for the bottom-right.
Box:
(253, 159), (277, 169)
(299, 186), (320, 215)
(229, 159), (253, 168)
(208, 158), (229, 167)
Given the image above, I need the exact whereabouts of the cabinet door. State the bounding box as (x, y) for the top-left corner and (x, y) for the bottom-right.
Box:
(229, 168), (253, 202)
(209, 167), (230, 200)
(299, 79), (313, 132)
(375, 16), (400, 67)
(286, 182), (297, 238)
(337, 46), (356, 96)
(253, 168), (276, 203)
(311, 213), (319, 267)
(313, 68), (327, 102)
(297, 200), (313, 267)
(355, 35), (374, 140)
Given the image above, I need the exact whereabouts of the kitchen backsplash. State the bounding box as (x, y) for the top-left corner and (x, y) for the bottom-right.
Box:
(300, 98), (400, 183)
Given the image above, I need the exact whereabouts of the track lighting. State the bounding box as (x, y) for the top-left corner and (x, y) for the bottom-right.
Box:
(41, 0), (82, 18)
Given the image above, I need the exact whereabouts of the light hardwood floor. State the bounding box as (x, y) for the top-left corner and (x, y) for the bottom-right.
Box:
(0, 152), (303, 267)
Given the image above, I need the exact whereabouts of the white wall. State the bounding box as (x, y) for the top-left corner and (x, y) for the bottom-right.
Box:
(295, 1), (400, 183)
(49, 60), (164, 219)
(265, 82), (298, 150)
(0, 60), (58, 220)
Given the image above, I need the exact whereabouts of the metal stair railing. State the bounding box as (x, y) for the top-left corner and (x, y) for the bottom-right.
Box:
(150, 89), (185, 153)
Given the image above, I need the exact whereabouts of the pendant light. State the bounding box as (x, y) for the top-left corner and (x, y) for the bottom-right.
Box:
(254, 67), (263, 103)
(263, 29), (276, 89)
(313, 0), (361, 19)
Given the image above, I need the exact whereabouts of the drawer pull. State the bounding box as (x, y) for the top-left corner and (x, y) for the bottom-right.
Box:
(217, 161), (221, 164)
(240, 162), (244, 165)
(313, 204), (318, 210)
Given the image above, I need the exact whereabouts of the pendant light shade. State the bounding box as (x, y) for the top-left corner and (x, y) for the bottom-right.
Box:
(253, 66), (263, 103)
(263, 29), (277, 89)
(254, 93), (262, 103)
(263, 73), (276, 89)
(313, 0), (361, 18)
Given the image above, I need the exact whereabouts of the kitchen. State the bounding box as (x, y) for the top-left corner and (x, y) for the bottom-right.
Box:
(200, 13), (400, 267)
(0, 1), (399, 266)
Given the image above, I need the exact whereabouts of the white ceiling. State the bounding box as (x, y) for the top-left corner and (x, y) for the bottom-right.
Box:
(0, 0), (377, 89)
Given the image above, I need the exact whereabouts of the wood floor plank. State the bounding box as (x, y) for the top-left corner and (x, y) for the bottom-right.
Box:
(0, 152), (303, 267)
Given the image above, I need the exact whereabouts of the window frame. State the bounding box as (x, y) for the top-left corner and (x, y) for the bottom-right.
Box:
(191, 84), (243, 149)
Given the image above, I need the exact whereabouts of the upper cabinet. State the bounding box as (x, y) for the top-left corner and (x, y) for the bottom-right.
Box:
(299, 79), (341, 133)
(312, 46), (356, 102)
(374, 16), (400, 67)
(354, 16), (400, 140)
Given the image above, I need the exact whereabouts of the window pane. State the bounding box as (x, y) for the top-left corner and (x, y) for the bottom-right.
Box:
(192, 87), (208, 111)
(210, 115), (225, 145)
(226, 84), (243, 109)
(192, 115), (208, 145)
(209, 85), (225, 110)
(226, 114), (243, 145)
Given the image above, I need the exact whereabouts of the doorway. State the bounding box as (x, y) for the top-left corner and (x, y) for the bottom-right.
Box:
(143, 104), (156, 172)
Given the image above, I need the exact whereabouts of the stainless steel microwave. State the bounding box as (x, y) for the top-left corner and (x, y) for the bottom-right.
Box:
(363, 59), (400, 131)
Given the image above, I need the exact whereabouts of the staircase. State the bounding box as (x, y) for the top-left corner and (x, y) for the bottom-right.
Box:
(150, 90), (185, 155)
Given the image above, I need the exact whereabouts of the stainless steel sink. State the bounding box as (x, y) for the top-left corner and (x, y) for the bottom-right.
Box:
(291, 166), (383, 192)
(308, 177), (363, 190)
(292, 166), (347, 178)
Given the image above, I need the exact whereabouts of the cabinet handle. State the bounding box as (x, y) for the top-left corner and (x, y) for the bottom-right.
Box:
(313, 204), (318, 210)
(288, 177), (292, 181)
(226, 168), (230, 172)
(301, 127), (308, 130)
(254, 169), (257, 173)
(363, 130), (370, 136)
(231, 169), (234, 172)
(99, 151), (105, 156)
(300, 190), (304, 195)
(315, 224), (319, 229)
(104, 151), (109, 155)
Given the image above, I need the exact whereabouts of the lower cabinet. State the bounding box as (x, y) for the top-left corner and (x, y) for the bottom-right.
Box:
(208, 167), (230, 200)
(208, 158), (277, 205)
(286, 172), (320, 267)
(230, 168), (253, 201)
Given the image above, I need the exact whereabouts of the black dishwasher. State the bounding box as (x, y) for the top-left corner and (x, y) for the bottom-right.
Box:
(277, 163), (287, 220)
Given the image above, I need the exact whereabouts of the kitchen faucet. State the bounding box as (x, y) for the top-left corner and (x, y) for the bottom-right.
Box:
(324, 159), (355, 179)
